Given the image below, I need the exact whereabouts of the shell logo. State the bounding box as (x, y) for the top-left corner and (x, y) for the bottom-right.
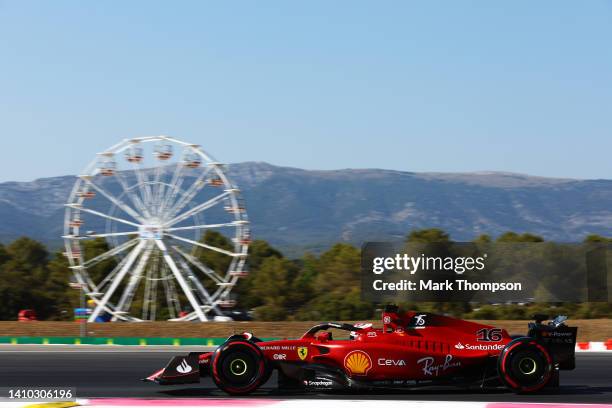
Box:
(343, 350), (372, 376)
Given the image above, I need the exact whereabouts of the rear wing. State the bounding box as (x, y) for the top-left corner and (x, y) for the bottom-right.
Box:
(527, 315), (577, 370)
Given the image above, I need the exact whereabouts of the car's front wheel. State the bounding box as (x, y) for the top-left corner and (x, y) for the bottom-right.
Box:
(211, 339), (269, 395)
(498, 337), (553, 393)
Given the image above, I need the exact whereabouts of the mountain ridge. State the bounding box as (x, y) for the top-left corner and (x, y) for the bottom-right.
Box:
(0, 161), (609, 253)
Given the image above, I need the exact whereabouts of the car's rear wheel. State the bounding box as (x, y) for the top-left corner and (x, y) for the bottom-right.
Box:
(211, 340), (269, 395)
(498, 337), (553, 393)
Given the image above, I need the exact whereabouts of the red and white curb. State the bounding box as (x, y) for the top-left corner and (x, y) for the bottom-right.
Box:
(76, 401), (612, 408)
(575, 341), (612, 352)
(7, 400), (612, 408)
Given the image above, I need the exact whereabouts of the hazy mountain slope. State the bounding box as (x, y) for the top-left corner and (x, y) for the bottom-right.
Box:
(0, 162), (609, 252)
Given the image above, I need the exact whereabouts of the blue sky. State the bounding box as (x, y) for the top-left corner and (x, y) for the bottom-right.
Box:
(0, 1), (610, 181)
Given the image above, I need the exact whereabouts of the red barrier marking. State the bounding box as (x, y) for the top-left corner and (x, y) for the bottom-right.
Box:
(577, 342), (590, 350)
(488, 403), (612, 408)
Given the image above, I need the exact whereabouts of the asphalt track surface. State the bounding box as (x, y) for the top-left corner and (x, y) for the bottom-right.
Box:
(0, 346), (610, 403)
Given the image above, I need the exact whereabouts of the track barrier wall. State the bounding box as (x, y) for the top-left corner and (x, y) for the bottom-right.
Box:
(0, 336), (270, 346)
(0, 320), (611, 341)
(0, 336), (610, 351)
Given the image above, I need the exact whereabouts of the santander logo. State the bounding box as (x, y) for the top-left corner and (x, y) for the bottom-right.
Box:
(455, 341), (504, 351)
(176, 359), (192, 374)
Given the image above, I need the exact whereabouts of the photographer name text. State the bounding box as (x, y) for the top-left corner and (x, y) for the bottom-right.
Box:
(372, 279), (522, 293)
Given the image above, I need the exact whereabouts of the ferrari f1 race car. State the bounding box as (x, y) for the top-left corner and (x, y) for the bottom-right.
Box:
(145, 306), (577, 395)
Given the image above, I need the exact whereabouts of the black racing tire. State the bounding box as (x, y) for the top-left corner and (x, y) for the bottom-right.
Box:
(546, 369), (560, 388)
(498, 337), (553, 393)
(210, 339), (269, 395)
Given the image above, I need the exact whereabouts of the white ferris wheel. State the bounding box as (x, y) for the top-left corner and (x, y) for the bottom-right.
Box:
(63, 136), (250, 322)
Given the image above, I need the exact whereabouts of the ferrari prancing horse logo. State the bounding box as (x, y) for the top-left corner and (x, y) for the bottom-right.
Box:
(297, 346), (308, 360)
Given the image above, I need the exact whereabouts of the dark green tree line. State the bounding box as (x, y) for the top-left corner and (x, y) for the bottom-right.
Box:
(0, 230), (609, 321)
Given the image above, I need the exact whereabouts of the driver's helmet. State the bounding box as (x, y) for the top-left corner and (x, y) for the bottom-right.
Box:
(350, 322), (373, 340)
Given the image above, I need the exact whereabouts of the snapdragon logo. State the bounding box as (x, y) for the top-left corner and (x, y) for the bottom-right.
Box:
(304, 378), (333, 387)
(372, 254), (487, 275)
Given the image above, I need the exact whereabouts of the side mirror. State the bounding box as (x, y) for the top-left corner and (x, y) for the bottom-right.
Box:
(551, 315), (568, 327)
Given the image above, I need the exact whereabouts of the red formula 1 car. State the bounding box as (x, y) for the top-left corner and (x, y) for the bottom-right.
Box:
(145, 306), (577, 395)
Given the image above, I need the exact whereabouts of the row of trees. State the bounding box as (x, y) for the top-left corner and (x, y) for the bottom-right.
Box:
(0, 229), (609, 321)
(238, 229), (612, 320)
(0, 239), (75, 320)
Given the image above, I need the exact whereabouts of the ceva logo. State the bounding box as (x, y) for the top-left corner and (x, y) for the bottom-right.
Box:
(378, 358), (406, 366)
